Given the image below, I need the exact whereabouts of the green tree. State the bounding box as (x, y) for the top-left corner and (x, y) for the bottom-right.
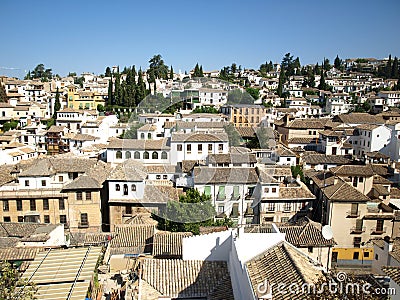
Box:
(105, 66), (112, 77)
(114, 72), (121, 105)
(152, 189), (221, 235)
(385, 54), (392, 78)
(74, 76), (84, 88)
(30, 64), (52, 81)
(107, 79), (113, 106)
(0, 261), (36, 300)
(277, 68), (285, 97)
(223, 124), (243, 147)
(334, 55), (342, 69)
(3, 120), (18, 132)
(392, 56), (399, 79)
(97, 104), (105, 112)
(192, 106), (219, 114)
(54, 87), (61, 117)
(24, 70), (31, 80)
(169, 66), (174, 80)
(246, 87), (260, 100)
(148, 54), (169, 81)
(318, 72), (328, 90)
(121, 122), (144, 139)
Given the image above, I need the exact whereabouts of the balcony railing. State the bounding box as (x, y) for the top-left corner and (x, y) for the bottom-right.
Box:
(350, 226), (366, 234)
(371, 226), (386, 235)
(346, 210), (360, 218)
(78, 222), (89, 228)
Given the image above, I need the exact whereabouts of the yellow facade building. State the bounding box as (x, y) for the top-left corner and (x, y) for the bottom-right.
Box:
(67, 85), (106, 110)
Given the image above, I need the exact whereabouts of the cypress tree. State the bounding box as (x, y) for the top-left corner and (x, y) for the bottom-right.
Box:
(277, 68), (285, 97)
(107, 79), (113, 106)
(114, 72), (121, 105)
(54, 87), (61, 116)
(386, 55), (392, 78)
(199, 65), (204, 77)
(169, 66), (174, 80)
(392, 57), (399, 79)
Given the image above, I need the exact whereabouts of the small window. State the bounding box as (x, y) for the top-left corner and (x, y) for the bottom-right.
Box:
(16, 200), (22, 211)
(198, 144), (202, 153)
(308, 247), (313, 253)
(18, 216), (23, 223)
(3, 200), (9, 212)
(59, 214), (67, 224)
(134, 151), (140, 159)
(359, 177), (364, 183)
(364, 251), (370, 258)
(177, 144), (183, 151)
(116, 184), (120, 191)
(156, 175), (161, 180)
(86, 191), (91, 201)
(375, 254), (379, 260)
(218, 144), (223, 152)
(143, 151), (149, 159)
(59, 199), (65, 210)
(25, 180), (29, 187)
(163, 175), (168, 180)
(272, 188), (277, 193)
(43, 199), (49, 210)
(353, 251), (360, 259)
(116, 150), (122, 159)
(59, 176), (63, 182)
(80, 213), (88, 226)
(123, 184), (128, 196)
(264, 187), (269, 193)
(44, 215), (50, 223)
(125, 151), (131, 159)
(125, 205), (132, 215)
(30, 199), (36, 211)
(41, 180), (46, 186)
(208, 144), (213, 152)
(131, 184), (136, 191)
(3, 216), (11, 222)
(76, 192), (83, 200)
(152, 151), (158, 159)
(187, 144), (192, 153)
(161, 151), (167, 159)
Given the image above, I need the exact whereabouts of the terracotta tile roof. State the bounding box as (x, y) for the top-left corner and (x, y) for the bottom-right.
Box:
(373, 174), (391, 185)
(71, 133), (99, 141)
(246, 241), (322, 300)
(163, 121), (176, 129)
(108, 138), (170, 150)
(356, 124), (381, 131)
(302, 153), (352, 165)
(110, 224), (155, 255)
(322, 178), (371, 202)
(372, 184), (390, 196)
(371, 164), (391, 176)
(0, 247), (41, 261)
(234, 126), (256, 138)
(138, 124), (158, 131)
(366, 151), (389, 159)
(152, 232), (193, 257)
(279, 185), (316, 200)
(208, 153), (257, 164)
(46, 125), (66, 133)
(108, 160), (147, 181)
(193, 167), (259, 184)
(333, 113), (385, 125)
(382, 266), (400, 285)
(390, 188), (400, 199)
(142, 184), (182, 204)
(287, 137), (317, 144)
(176, 121), (227, 129)
(180, 160), (199, 173)
(0, 165), (15, 187)
(199, 226), (228, 235)
(141, 259), (234, 299)
(171, 132), (229, 143)
(144, 164), (177, 174)
(62, 174), (101, 190)
(286, 119), (325, 129)
(330, 165), (375, 177)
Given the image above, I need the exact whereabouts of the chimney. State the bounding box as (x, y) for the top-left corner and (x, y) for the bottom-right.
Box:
(384, 236), (393, 252)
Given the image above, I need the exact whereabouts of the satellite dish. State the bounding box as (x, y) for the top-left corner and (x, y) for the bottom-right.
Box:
(322, 225), (333, 240)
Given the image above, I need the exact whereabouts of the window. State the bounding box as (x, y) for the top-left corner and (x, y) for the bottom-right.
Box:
(353, 177), (358, 187)
(59, 176), (63, 182)
(143, 151), (149, 159)
(141, 133), (145, 139)
(161, 151), (167, 159)
(156, 175), (161, 180)
(359, 177), (364, 183)
(3, 200), (9, 212)
(123, 184), (128, 196)
(177, 144), (183, 151)
(308, 247), (314, 253)
(218, 206), (224, 213)
(41, 180), (46, 187)
(264, 217), (274, 222)
(60, 214), (67, 224)
(134, 151), (140, 159)
(77, 191), (83, 200)
(86, 191), (91, 201)
(375, 254), (379, 260)
(218, 144), (223, 152)
(125, 205), (132, 215)
(116, 150), (122, 159)
(204, 186), (211, 196)
(281, 217), (289, 223)
(272, 187), (277, 193)
(353, 251), (360, 259)
(376, 219), (384, 232)
(116, 184), (120, 191)
(125, 151), (131, 159)
(283, 203), (291, 212)
(163, 175), (168, 180)
(187, 144), (192, 153)
(25, 180), (29, 187)
(3, 216), (11, 222)
(18, 216), (23, 223)
(16, 200), (22, 211)
(152, 151), (158, 159)
(30, 199), (36, 211)
(350, 203), (359, 217)
(264, 187), (269, 193)
(59, 199), (65, 210)
(80, 213), (88, 226)
(43, 199), (49, 210)
(353, 237), (361, 248)
(267, 203), (275, 211)
(44, 215), (50, 223)
(364, 251), (370, 258)
(208, 144), (213, 153)
(198, 144), (202, 153)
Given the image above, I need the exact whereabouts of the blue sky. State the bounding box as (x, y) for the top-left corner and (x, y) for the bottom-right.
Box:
(1, 0), (399, 78)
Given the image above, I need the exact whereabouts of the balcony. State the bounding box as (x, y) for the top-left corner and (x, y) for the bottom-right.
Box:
(231, 194), (240, 201)
(371, 226), (386, 235)
(350, 226), (366, 234)
(78, 222), (89, 228)
(346, 210), (360, 218)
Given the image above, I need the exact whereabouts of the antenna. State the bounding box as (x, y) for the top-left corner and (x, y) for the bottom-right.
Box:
(322, 225), (333, 240)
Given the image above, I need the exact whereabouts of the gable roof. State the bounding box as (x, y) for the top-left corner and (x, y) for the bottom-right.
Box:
(62, 174), (101, 190)
(152, 232), (193, 257)
(246, 241), (322, 300)
(109, 224), (155, 255)
(193, 167), (259, 184)
(333, 113), (385, 125)
(330, 164), (375, 177)
(323, 178), (371, 202)
(141, 259), (234, 299)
